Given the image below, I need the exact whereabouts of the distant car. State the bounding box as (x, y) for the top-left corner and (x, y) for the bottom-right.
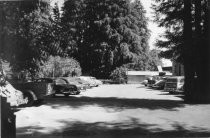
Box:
(11, 78), (55, 106)
(152, 79), (166, 90)
(143, 76), (153, 86)
(142, 79), (148, 86)
(164, 76), (184, 93)
(147, 75), (161, 87)
(62, 77), (88, 91)
(35, 78), (80, 96)
(75, 77), (92, 89)
(78, 76), (98, 87)
(90, 77), (103, 86)
(54, 78), (80, 96)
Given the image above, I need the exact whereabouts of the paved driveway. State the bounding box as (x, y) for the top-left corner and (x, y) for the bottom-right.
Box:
(16, 84), (210, 138)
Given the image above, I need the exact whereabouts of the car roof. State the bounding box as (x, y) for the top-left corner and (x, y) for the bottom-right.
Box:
(167, 76), (184, 79)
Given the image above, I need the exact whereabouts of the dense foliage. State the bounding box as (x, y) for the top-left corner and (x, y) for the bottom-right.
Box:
(0, 1), (62, 77)
(0, 0), (160, 80)
(40, 56), (81, 78)
(124, 49), (162, 71)
(61, 0), (151, 78)
(147, 49), (162, 71)
(110, 66), (127, 84)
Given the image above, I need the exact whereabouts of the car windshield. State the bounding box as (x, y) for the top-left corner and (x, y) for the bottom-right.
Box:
(156, 80), (165, 85)
(36, 78), (53, 83)
(55, 79), (68, 85)
(66, 78), (81, 84)
(147, 76), (153, 80)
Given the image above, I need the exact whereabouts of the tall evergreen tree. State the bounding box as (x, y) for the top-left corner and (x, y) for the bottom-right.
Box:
(192, 0), (210, 102)
(183, 0), (195, 102)
(152, 0), (184, 62)
(62, 0), (150, 78)
(61, 0), (85, 58)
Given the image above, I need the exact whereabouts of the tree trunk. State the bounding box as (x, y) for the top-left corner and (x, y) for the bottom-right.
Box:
(194, 0), (203, 102)
(200, 0), (210, 102)
(183, 0), (194, 102)
(185, 0), (210, 103)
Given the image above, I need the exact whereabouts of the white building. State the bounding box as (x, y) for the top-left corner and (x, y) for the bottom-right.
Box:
(126, 71), (172, 84)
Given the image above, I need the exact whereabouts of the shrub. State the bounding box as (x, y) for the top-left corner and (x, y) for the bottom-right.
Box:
(40, 56), (82, 78)
(110, 67), (127, 84)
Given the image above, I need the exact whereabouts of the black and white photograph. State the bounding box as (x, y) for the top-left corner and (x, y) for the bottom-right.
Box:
(0, 0), (210, 137)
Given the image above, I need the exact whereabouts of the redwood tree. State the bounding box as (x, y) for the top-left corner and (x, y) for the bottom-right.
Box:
(153, 0), (210, 103)
(61, 0), (150, 78)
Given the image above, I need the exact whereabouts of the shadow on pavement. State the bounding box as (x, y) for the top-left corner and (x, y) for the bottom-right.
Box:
(46, 96), (185, 111)
(136, 86), (146, 88)
(17, 120), (210, 138)
(61, 122), (210, 138)
(16, 96), (210, 138)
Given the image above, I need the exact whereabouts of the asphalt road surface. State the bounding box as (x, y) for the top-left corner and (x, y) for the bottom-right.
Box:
(16, 84), (210, 138)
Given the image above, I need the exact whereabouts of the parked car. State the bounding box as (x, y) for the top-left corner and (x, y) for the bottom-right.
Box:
(152, 79), (166, 90)
(62, 77), (88, 91)
(90, 77), (103, 86)
(12, 78), (55, 106)
(1, 81), (28, 107)
(35, 78), (80, 96)
(75, 77), (92, 89)
(141, 79), (148, 86)
(147, 75), (162, 87)
(78, 76), (98, 87)
(54, 78), (80, 96)
(164, 76), (184, 93)
(143, 76), (153, 86)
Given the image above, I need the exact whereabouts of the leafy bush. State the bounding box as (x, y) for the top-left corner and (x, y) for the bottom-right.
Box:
(110, 67), (127, 84)
(40, 56), (82, 78)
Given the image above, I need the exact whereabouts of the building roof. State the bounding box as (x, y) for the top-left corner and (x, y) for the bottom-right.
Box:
(127, 71), (172, 76)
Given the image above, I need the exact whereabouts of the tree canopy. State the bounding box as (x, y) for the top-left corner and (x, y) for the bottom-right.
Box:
(40, 56), (81, 78)
(1, 0), (160, 79)
(61, 0), (151, 78)
(0, 1), (62, 77)
(152, 0), (184, 63)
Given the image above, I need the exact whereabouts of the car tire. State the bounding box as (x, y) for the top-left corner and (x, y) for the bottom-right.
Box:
(52, 93), (56, 97)
(169, 91), (174, 94)
(64, 94), (69, 97)
(23, 91), (35, 107)
(76, 91), (80, 95)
